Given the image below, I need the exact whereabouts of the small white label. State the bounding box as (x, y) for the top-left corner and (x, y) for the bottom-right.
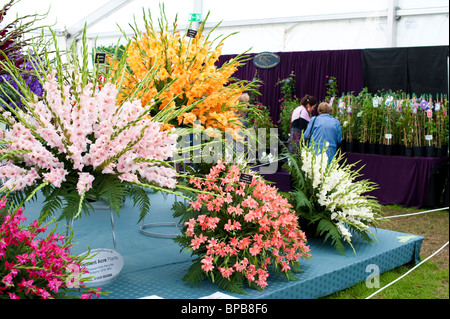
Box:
(347, 105), (353, 113)
(79, 248), (124, 286)
(425, 135), (433, 141)
(329, 96), (335, 105)
(385, 134), (392, 139)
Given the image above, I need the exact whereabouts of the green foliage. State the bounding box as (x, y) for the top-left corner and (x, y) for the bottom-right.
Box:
(279, 100), (299, 141)
(277, 72), (299, 141)
(0, 0), (47, 74)
(215, 272), (247, 295)
(94, 45), (131, 73)
(333, 90), (449, 148)
(129, 185), (151, 223)
(35, 171), (152, 222)
(316, 218), (346, 255)
(324, 76), (339, 107)
(180, 261), (207, 288)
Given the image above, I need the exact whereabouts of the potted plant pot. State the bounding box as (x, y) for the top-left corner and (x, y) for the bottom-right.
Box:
(377, 143), (384, 155)
(425, 146), (435, 157)
(357, 141), (366, 154)
(414, 146), (425, 157)
(384, 144), (393, 156)
(367, 143), (377, 154)
(436, 145), (448, 157)
(404, 147), (413, 157)
(345, 140), (354, 153)
(393, 144), (402, 156)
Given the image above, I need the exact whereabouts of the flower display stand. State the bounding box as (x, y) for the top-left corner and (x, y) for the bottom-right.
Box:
(70, 201), (124, 287)
(140, 221), (182, 239)
(22, 191), (424, 299)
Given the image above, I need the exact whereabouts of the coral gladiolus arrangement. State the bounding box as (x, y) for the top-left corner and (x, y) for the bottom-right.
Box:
(0, 197), (104, 299)
(173, 161), (311, 294)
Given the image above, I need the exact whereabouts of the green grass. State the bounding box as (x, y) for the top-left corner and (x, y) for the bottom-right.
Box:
(322, 204), (449, 299)
(322, 261), (449, 299)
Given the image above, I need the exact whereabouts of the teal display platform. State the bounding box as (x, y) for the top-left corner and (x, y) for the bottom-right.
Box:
(22, 191), (424, 299)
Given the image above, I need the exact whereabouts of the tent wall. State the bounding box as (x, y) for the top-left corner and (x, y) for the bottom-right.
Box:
(4, 1), (448, 54)
(205, 9), (449, 55)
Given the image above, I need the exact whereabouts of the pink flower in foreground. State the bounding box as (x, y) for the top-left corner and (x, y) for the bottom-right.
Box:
(76, 172), (95, 195)
(0, 72), (179, 202)
(0, 198), (104, 299)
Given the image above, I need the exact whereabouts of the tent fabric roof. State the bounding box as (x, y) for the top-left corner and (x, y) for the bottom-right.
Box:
(2, 0), (449, 54)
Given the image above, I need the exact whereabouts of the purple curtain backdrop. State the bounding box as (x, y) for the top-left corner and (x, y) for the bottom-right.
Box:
(256, 153), (448, 208)
(217, 50), (364, 124)
(343, 153), (449, 208)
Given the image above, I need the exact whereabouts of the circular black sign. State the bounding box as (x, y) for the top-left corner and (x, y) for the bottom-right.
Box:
(253, 52), (280, 69)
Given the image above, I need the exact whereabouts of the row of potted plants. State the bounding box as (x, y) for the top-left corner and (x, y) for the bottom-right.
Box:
(332, 89), (448, 157)
(275, 74), (449, 158)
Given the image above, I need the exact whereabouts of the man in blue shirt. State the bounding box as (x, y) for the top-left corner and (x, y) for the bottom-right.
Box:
(304, 102), (342, 163)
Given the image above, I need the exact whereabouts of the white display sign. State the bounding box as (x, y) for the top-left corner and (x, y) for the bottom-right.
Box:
(79, 248), (124, 286)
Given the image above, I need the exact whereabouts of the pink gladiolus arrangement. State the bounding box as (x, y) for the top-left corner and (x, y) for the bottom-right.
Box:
(0, 65), (179, 220)
(173, 161), (311, 294)
(0, 196), (104, 299)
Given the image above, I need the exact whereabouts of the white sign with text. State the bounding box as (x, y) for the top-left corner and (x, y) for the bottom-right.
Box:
(80, 248), (124, 286)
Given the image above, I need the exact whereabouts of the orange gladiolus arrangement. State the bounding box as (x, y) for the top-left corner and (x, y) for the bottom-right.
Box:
(113, 9), (255, 135)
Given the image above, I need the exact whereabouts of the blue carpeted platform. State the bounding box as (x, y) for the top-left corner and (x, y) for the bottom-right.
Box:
(22, 191), (424, 299)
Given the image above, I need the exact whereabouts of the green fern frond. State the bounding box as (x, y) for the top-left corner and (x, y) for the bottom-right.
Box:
(173, 234), (192, 251)
(40, 190), (64, 221)
(283, 269), (300, 282)
(97, 176), (128, 215)
(59, 192), (86, 221)
(215, 273), (247, 295)
(348, 224), (376, 245)
(1, 184), (39, 212)
(290, 189), (313, 212)
(171, 200), (194, 224)
(317, 218), (346, 255)
(129, 185), (151, 223)
(182, 261), (206, 288)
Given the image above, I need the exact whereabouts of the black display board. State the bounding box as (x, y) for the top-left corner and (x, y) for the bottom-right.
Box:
(362, 46), (449, 96)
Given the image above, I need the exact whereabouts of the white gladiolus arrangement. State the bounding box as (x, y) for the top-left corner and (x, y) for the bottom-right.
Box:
(285, 138), (382, 254)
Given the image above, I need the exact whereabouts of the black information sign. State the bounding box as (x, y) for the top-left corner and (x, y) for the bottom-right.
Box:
(253, 52), (280, 69)
(95, 52), (106, 64)
(239, 173), (253, 184)
(186, 29), (197, 38)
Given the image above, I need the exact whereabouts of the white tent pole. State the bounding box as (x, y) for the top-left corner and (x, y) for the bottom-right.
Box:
(193, 0), (203, 29)
(387, 0), (398, 47)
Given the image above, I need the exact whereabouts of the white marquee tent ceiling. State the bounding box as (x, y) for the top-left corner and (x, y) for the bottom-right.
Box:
(2, 0), (449, 54)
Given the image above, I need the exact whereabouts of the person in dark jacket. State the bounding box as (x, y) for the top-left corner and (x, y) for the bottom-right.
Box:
(289, 94), (317, 152)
